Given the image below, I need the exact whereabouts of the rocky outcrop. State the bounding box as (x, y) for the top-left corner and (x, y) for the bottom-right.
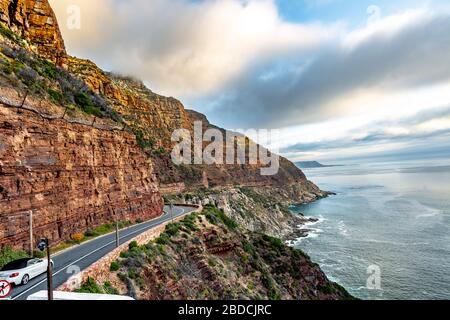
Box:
(0, 0), (67, 66)
(68, 57), (192, 149)
(0, 103), (163, 249)
(97, 207), (353, 300)
(165, 184), (329, 240)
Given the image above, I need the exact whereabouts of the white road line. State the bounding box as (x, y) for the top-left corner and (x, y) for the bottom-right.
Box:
(12, 208), (189, 300)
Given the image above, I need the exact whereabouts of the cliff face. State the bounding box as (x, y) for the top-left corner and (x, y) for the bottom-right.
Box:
(0, 102), (163, 249)
(0, 0), (322, 249)
(67, 57), (320, 197)
(0, 0), (66, 66)
(165, 184), (328, 240)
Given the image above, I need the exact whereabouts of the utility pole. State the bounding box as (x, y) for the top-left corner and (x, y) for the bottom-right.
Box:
(115, 219), (120, 247)
(170, 202), (174, 223)
(29, 210), (33, 257)
(46, 241), (53, 300)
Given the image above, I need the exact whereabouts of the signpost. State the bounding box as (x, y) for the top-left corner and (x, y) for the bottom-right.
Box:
(29, 210), (33, 257)
(116, 219), (120, 248)
(0, 280), (12, 299)
(37, 237), (53, 300)
(170, 202), (174, 223)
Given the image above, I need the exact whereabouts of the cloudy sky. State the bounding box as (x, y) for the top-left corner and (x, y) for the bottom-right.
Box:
(49, 0), (450, 163)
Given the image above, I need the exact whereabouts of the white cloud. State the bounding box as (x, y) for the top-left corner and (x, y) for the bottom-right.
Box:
(50, 0), (340, 97)
(49, 0), (450, 162)
(193, 8), (450, 130)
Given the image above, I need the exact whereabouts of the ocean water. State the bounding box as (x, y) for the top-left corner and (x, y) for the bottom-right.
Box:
(290, 159), (450, 300)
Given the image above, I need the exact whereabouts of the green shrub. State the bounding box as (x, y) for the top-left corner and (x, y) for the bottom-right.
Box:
(33, 250), (46, 259)
(47, 88), (65, 104)
(84, 229), (97, 237)
(117, 272), (128, 282)
(74, 91), (92, 106)
(268, 289), (281, 300)
(262, 235), (283, 249)
(155, 233), (170, 245)
(152, 147), (166, 156)
(127, 268), (138, 279)
(110, 261), (120, 272)
(242, 240), (257, 258)
(181, 215), (199, 232)
(103, 281), (119, 295)
(129, 241), (138, 250)
(0, 246), (29, 269)
(134, 129), (155, 150)
(75, 92), (103, 117)
(135, 277), (146, 290)
(221, 214), (238, 230)
(165, 223), (180, 237)
(118, 221), (132, 229)
(35, 59), (57, 80)
(119, 251), (130, 259)
(261, 273), (280, 300)
(75, 277), (103, 294)
(0, 25), (24, 45)
(0, 60), (13, 75)
(84, 223), (116, 238)
(208, 258), (216, 267)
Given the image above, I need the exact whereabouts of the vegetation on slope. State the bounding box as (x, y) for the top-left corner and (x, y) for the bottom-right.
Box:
(0, 246), (29, 269)
(0, 42), (119, 120)
(0, 36), (159, 155)
(79, 206), (353, 300)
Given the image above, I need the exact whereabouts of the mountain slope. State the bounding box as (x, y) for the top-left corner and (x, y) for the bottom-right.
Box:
(86, 207), (353, 300)
(0, 0), (324, 247)
(67, 56), (325, 199)
(0, 0), (163, 249)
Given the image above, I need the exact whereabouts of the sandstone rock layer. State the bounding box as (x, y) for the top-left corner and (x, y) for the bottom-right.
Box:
(0, 0), (67, 66)
(0, 104), (163, 249)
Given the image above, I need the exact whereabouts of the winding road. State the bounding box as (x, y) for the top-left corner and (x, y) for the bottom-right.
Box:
(10, 205), (195, 300)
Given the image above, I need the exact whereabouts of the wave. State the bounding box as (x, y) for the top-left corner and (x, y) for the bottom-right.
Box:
(360, 238), (430, 247)
(289, 227), (324, 245)
(337, 220), (350, 237)
(300, 215), (327, 227)
(414, 201), (443, 218)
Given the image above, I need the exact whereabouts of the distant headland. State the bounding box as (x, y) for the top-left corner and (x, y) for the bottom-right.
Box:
(295, 161), (341, 168)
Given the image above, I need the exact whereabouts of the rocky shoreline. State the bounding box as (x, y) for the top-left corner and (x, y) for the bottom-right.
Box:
(164, 185), (334, 243)
(283, 217), (320, 242)
(282, 191), (336, 243)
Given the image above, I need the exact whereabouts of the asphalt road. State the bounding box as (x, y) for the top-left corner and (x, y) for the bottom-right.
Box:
(10, 205), (194, 300)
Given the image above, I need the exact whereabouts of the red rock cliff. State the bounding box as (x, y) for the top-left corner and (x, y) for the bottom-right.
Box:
(0, 0), (67, 66)
(0, 103), (163, 249)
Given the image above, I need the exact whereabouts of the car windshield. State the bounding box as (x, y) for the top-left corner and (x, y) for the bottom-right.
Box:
(1, 259), (30, 271)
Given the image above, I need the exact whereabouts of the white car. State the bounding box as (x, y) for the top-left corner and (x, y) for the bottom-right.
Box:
(0, 258), (54, 286)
